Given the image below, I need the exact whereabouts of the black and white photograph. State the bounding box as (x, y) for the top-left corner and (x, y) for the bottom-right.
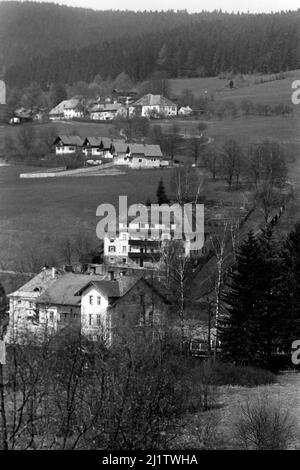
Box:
(0, 0), (300, 455)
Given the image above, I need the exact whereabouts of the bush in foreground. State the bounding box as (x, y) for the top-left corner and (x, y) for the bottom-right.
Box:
(234, 393), (295, 449)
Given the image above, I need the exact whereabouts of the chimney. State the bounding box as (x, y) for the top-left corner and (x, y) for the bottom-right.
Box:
(51, 267), (56, 279)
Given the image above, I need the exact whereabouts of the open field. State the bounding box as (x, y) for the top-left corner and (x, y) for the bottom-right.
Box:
(169, 70), (300, 106)
(0, 164), (174, 273)
(159, 113), (300, 152)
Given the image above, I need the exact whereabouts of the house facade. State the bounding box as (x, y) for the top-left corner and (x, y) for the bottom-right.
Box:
(53, 135), (83, 154)
(49, 98), (84, 121)
(132, 94), (177, 118)
(6, 269), (169, 345)
(82, 137), (114, 159)
(112, 143), (167, 168)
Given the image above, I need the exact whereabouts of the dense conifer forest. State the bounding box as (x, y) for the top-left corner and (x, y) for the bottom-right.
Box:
(1, 2), (300, 87)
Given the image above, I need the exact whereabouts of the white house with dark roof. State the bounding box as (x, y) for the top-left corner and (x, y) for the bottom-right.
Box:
(82, 137), (114, 159)
(6, 270), (170, 344)
(112, 142), (167, 168)
(53, 135), (83, 154)
(49, 98), (84, 121)
(132, 94), (177, 118)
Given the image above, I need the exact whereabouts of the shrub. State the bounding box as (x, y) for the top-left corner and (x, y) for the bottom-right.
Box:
(198, 360), (276, 387)
(234, 393), (295, 449)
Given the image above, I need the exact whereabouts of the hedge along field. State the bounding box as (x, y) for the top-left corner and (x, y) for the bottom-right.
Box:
(0, 164), (174, 272)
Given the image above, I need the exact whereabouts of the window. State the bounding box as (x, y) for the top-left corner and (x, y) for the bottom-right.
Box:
(29, 302), (33, 309)
(96, 315), (101, 326)
(49, 311), (54, 322)
(122, 233), (127, 240)
(89, 295), (93, 305)
(122, 246), (127, 253)
(109, 246), (116, 252)
(97, 296), (101, 305)
(89, 314), (93, 326)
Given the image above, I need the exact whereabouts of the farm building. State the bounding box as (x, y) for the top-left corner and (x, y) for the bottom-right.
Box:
(132, 94), (177, 118)
(6, 268), (170, 345)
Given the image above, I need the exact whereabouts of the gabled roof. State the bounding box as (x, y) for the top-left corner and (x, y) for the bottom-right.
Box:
(8, 268), (62, 300)
(130, 144), (162, 158)
(113, 142), (130, 154)
(75, 280), (120, 298)
(74, 275), (141, 299)
(37, 273), (107, 306)
(54, 135), (83, 146)
(82, 137), (112, 149)
(132, 94), (177, 108)
(49, 98), (81, 115)
(101, 137), (113, 149)
(82, 136), (102, 147)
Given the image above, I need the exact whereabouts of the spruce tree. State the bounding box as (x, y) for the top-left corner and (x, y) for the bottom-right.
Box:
(219, 230), (281, 368)
(278, 222), (300, 351)
(156, 178), (169, 205)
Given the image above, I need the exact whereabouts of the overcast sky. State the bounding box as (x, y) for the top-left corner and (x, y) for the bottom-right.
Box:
(6, 0), (300, 13)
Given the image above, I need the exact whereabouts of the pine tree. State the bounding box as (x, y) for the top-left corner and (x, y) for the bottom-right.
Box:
(156, 178), (169, 205)
(219, 231), (281, 368)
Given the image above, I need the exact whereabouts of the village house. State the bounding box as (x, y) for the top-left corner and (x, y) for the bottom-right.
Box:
(53, 135), (83, 155)
(49, 98), (84, 121)
(6, 268), (170, 345)
(132, 94), (177, 118)
(89, 103), (127, 121)
(82, 137), (114, 159)
(113, 142), (168, 168)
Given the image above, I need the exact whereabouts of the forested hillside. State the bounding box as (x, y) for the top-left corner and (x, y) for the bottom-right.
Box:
(1, 2), (300, 87)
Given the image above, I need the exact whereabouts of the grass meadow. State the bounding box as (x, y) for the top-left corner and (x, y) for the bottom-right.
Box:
(0, 163), (173, 272)
(169, 70), (300, 106)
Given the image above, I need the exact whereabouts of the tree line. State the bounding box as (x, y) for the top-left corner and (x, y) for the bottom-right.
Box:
(4, 9), (300, 88)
